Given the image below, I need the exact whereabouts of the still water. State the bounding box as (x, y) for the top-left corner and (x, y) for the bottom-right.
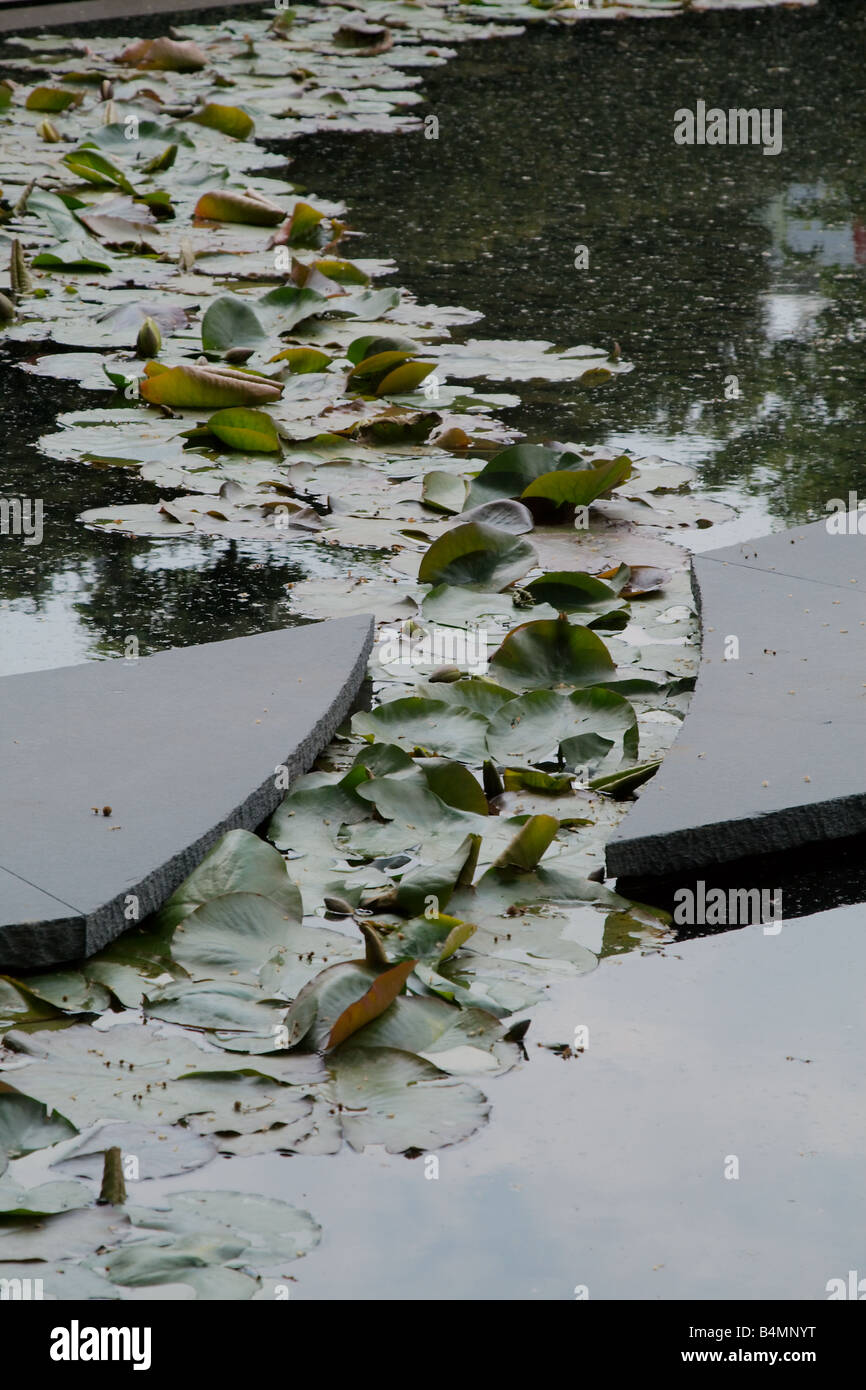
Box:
(1, 0), (864, 1297)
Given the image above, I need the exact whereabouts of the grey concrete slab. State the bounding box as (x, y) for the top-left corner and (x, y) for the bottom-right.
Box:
(0, 0), (259, 35)
(0, 616), (373, 967)
(606, 514), (866, 879)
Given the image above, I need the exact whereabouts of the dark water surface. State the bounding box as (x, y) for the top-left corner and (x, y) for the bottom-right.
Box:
(288, 0), (866, 538)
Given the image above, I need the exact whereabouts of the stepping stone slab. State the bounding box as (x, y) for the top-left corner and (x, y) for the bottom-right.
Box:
(606, 515), (866, 878)
(0, 616), (373, 967)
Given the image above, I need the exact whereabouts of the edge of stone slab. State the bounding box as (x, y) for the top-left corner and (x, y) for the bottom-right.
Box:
(0, 0), (265, 36)
(0, 615), (374, 969)
(605, 790), (866, 880)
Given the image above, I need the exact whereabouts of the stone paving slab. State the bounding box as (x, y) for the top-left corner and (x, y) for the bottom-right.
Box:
(0, 0), (254, 35)
(0, 616), (373, 967)
(606, 515), (866, 879)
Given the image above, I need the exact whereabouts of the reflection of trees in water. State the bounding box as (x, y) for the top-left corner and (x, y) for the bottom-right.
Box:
(2, 0), (865, 663)
(76, 539), (307, 659)
(0, 365), (305, 654)
(286, 1), (866, 524)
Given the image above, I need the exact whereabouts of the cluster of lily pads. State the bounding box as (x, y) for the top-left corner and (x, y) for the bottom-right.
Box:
(0, 0), (776, 1300)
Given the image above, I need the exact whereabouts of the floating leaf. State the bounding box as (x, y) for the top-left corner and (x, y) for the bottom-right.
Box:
(326, 958), (415, 1051)
(422, 471), (468, 515)
(525, 571), (621, 612)
(269, 346), (331, 372)
(347, 334), (418, 367)
(590, 760), (661, 798)
(107, 1189), (320, 1281)
(466, 442), (565, 507)
(376, 360), (435, 396)
(139, 362), (282, 408)
(383, 915), (476, 967)
(143, 980), (284, 1033)
(0, 1091), (77, 1159)
(206, 407), (280, 452)
(31, 241), (111, 271)
(25, 87), (79, 112)
(194, 190), (282, 225)
(257, 284), (327, 329)
(277, 201), (325, 247)
(521, 455), (632, 509)
(118, 36), (207, 70)
(167, 893), (303, 984)
(353, 697), (489, 762)
(155, 829), (301, 929)
(423, 761), (488, 815)
(0, 1179), (93, 1218)
(190, 104), (255, 140)
(490, 615), (615, 690)
(314, 259), (368, 285)
(559, 688), (640, 768)
(325, 1048), (489, 1153)
(283, 961), (379, 1052)
(62, 148), (135, 194)
(52, 1122), (215, 1182)
(491, 814), (559, 870)
(502, 768), (573, 794)
(201, 295), (266, 353)
(418, 522), (537, 592)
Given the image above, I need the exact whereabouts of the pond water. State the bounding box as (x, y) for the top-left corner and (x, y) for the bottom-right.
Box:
(2, 0), (865, 1299)
(279, 4), (866, 1297)
(3, 0), (866, 676)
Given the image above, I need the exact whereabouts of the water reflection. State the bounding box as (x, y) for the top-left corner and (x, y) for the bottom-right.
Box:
(284, 1), (866, 535)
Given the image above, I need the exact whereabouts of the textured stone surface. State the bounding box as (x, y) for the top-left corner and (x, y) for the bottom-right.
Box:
(606, 516), (866, 878)
(0, 0), (252, 35)
(0, 616), (373, 966)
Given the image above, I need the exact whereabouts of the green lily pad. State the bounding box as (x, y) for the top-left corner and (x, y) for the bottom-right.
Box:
(140, 362), (282, 408)
(25, 86), (79, 112)
(31, 241), (111, 271)
(589, 760), (662, 798)
(465, 443), (565, 507)
(194, 189), (282, 224)
(63, 147), (135, 194)
(0, 1179), (94, 1218)
(522, 455), (632, 508)
(353, 697), (489, 761)
(51, 1121), (216, 1182)
(0, 1091), (77, 1159)
(201, 295), (266, 353)
(206, 407), (280, 452)
(104, 1189), (320, 1284)
(156, 828), (302, 929)
(189, 105), (255, 140)
(423, 760), (488, 814)
(418, 522), (537, 591)
(489, 615), (615, 690)
(422, 470), (469, 515)
(326, 1047), (490, 1153)
(525, 571), (622, 612)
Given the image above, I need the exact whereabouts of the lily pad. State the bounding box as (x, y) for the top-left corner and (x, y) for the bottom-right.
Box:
(325, 1047), (489, 1153)
(490, 615), (616, 690)
(201, 295), (266, 353)
(0, 1091), (77, 1160)
(206, 407), (280, 452)
(156, 828), (302, 929)
(418, 522), (537, 591)
(139, 362), (282, 408)
(353, 697), (489, 761)
(51, 1121), (217, 1182)
(190, 105), (255, 140)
